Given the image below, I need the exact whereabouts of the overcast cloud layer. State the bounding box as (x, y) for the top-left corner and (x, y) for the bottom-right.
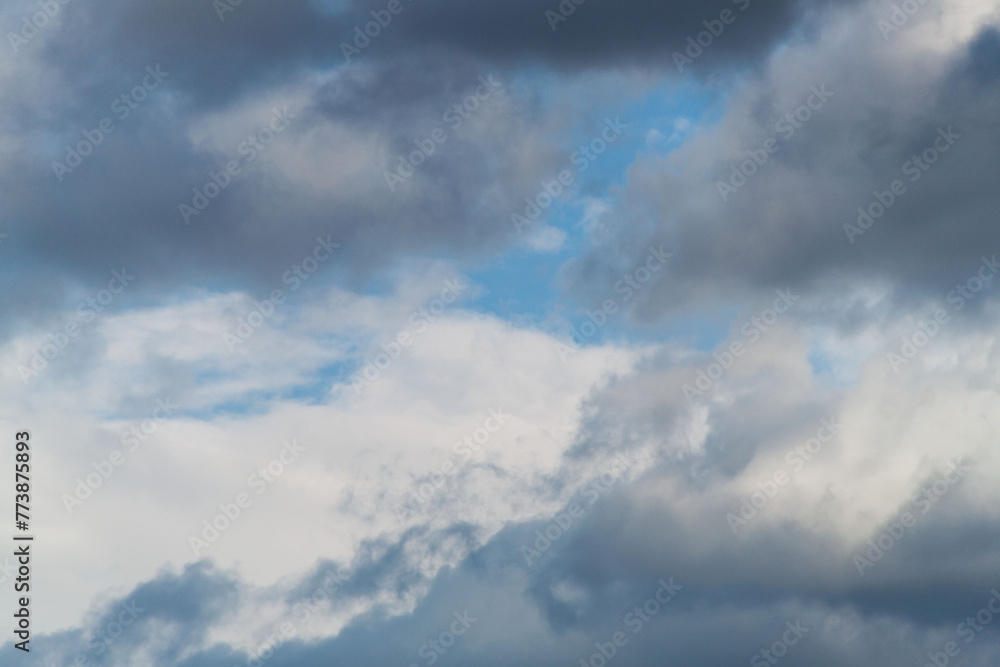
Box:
(2, 0), (1000, 665)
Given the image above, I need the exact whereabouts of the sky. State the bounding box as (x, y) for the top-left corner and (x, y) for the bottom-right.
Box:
(1, 0), (1000, 664)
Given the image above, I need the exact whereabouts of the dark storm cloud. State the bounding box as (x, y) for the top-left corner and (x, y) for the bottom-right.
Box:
(38, 0), (853, 105)
(38, 0), (341, 112)
(963, 26), (1000, 84)
(0, 53), (560, 330)
(371, 0), (847, 70)
(0, 0), (863, 330)
(564, 19), (1000, 323)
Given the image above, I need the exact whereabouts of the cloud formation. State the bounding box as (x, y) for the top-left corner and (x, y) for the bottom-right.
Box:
(2, 0), (999, 664)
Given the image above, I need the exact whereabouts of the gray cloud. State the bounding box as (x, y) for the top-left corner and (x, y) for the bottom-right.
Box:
(565, 13), (1000, 323)
(0, 0), (864, 332)
(6, 0), (1000, 664)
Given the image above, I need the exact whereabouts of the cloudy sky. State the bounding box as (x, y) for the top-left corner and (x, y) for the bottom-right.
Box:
(2, 0), (1000, 664)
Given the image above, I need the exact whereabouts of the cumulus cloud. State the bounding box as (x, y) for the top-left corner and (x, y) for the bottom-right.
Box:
(4, 0), (1000, 664)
